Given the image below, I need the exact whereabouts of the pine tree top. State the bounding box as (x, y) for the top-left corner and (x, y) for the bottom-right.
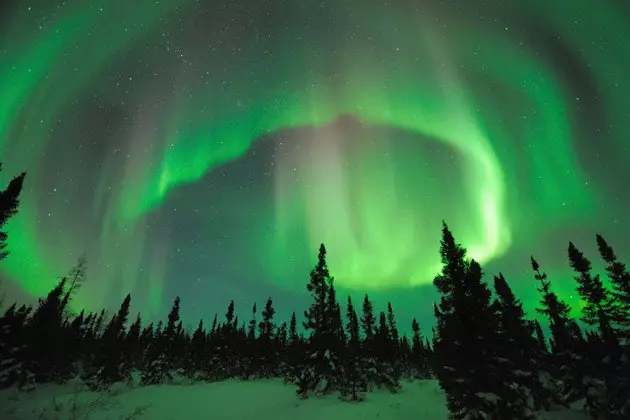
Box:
(568, 242), (592, 274)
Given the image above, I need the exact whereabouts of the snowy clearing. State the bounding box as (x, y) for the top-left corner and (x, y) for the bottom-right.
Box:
(0, 378), (592, 420)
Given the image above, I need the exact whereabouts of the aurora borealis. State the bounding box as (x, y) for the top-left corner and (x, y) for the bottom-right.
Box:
(1, 0), (629, 328)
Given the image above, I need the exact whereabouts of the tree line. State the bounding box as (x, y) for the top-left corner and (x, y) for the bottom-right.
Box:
(0, 162), (629, 419)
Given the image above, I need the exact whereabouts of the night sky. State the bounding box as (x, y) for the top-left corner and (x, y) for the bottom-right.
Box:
(1, 0), (629, 332)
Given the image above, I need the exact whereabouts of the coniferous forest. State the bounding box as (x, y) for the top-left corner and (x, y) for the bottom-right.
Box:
(1, 164), (630, 420)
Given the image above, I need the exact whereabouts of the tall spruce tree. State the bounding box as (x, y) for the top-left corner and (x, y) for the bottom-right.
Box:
(126, 313), (142, 370)
(326, 280), (345, 357)
(346, 297), (360, 355)
(185, 319), (206, 379)
(24, 277), (69, 385)
(165, 296), (184, 364)
(87, 294), (132, 389)
(568, 242), (627, 418)
(0, 303), (32, 387)
(298, 244), (343, 396)
(244, 303), (258, 378)
(568, 242), (617, 348)
(433, 223), (533, 419)
(411, 318), (430, 379)
(248, 303), (257, 341)
(492, 274), (538, 364)
(360, 294), (380, 389)
(209, 314), (217, 337)
(274, 320), (288, 379)
(0, 163), (26, 261)
(259, 298), (275, 340)
(386, 302), (400, 374)
(225, 300), (235, 331)
(285, 311), (302, 383)
(531, 256), (587, 408)
(340, 296), (366, 401)
(388, 303), (403, 385)
(531, 257), (575, 355)
(374, 310), (400, 391)
(141, 297), (181, 385)
(361, 295), (375, 345)
(259, 297), (276, 376)
(492, 273), (547, 411)
(386, 303), (399, 347)
(596, 234), (630, 340)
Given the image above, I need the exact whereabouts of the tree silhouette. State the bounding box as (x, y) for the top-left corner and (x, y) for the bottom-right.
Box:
(531, 257), (575, 354)
(297, 244), (344, 396)
(596, 234), (630, 341)
(433, 223), (536, 419)
(340, 296), (366, 401)
(568, 242), (617, 348)
(0, 163), (26, 261)
(259, 297), (276, 376)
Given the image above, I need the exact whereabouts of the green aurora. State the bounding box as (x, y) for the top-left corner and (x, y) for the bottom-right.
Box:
(0, 0), (628, 324)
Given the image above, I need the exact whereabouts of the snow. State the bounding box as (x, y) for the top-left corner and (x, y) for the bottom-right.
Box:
(0, 377), (594, 420)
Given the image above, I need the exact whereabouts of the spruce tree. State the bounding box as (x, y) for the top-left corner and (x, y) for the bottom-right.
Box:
(275, 321), (288, 373)
(346, 297), (360, 357)
(285, 312), (302, 383)
(433, 223), (530, 419)
(244, 303), (258, 378)
(259, 298), (275, 340)
(386, 302), (399, 356)
(594, 235), (630, 418)
(138, 322), (154, 363)
(225, 300), (235, 330)
(531, 257), (575, 355)
(210, 314), (218, 337)
(398, 334), (412, 378)
(374, 310), (399, 391)
(167, 297), (186, 368)
(360, 295), (375, 345)
(386, 303), (401, 382)
(0, 303), (31, 387)
(93, 309), (107, 338)
(492, 274), (538, 363)
(248, 303), (257, 341)
(208, 300), (237, 380)
(184, 319), (206, 379)
(568, 242), (617, 348)
(206, 312), (224, 380)
(492, 273), (546, 411)
(297, 244), (343, 396)
(411, 318), (430, 379)
(259, 297), (276, 376)
(26, 277), (72, 385)
(326, 280), (345, 357)
(596, 234), (630, 341)
(531, 256), (585, 407)
(88, 294), (132, 389)
(568, 242), (628, 417)
(126, 313), (142, 371)
(64, 310), (86, 370)
(340, 296), (366, 401)
(360, 294), (379, 389)
(0, 164), (26, 261)
(141, 297), (181, 385)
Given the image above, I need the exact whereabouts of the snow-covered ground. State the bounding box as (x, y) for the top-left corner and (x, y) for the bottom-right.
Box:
(0, 377), (592, 420)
